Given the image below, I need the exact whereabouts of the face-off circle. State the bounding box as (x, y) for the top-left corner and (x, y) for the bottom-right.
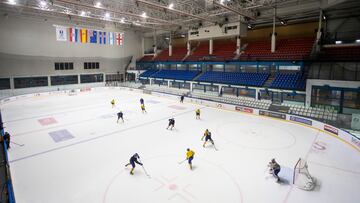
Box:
(103, 156), (243, 203)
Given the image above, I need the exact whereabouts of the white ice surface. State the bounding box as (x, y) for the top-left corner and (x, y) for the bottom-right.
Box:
(1, 89), (359, 203)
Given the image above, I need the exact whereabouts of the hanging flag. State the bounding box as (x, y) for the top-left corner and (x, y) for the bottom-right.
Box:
(69, 27), (78, 42)
(109, 32), (114, 45)
(56, 26), (67, 41)
(115, 32), (123, 45)
(99, 31), (107, 44)
(80, 29), (87, 43)
(89, 30), (97, 43)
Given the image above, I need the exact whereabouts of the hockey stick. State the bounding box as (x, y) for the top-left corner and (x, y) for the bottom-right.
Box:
(11, 141), (24, 147)
(213, 144), (218, 151)
(141, 165), (151, 178)
(138, 158), (150, 178)
(178, 159), (187, 164)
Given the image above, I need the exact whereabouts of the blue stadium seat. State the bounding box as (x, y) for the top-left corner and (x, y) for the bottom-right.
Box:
(151, 70), (201, 81)
(195, 71), (269, 87)
(270, 72), (305, 90)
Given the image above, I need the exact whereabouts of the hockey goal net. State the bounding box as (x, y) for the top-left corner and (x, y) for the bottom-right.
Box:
(293, 158), (315, 190)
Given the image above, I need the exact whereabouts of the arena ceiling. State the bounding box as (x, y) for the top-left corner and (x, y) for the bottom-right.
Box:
(0, 0), (359, 32)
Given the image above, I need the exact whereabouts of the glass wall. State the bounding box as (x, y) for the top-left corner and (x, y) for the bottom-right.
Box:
(310, 86), (360, 114)
(14, 77), (48, 89)
(0, 78), (10, 90)
(80, 74), (104, 84)
(343, 90), (360, 114)
(311, 87), (341, 112)
(51, 75), (78, 86)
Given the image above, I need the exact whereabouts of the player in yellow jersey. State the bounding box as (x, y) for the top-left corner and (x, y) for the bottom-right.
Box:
(195, 109), (200, 119)
(111, 99), (115, 108)
(186, 148), (195, 170)
(141, 104), (147, 113)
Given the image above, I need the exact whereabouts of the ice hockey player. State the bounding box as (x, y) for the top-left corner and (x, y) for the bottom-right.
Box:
(111, 99), (115, 108)
(186, 148), (195, 170)
(268, 158), (281, 182)
(180, 95), (184, 103)
(195, 109), (201, 119)
(201, 129), (215, 147)
(166, 118), (175, 130)
(117, 111), (124, 123)
(125, 153), (143, 175)
(141, 104), (147, 113)
(3, 132), (10, 150)
(140, 98), (144, 105)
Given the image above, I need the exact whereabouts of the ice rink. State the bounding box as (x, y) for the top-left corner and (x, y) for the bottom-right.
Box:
(1, 88), (359, 203)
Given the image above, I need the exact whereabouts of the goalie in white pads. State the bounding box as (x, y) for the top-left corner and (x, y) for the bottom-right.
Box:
(268, 158), (281, 182)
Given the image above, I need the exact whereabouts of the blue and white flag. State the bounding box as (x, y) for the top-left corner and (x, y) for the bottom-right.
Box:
(109, 32), (114, 45)
(99, 31), (107, 44)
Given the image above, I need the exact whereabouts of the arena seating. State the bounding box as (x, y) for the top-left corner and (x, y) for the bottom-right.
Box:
(185, 40), (237, 61)
(185, 42), (209, 61)
(319, 46), (360, 61)
(212, 40), (237, 61)
(139, 69), (158, 77)
(240, 38), (314, 61)
(151, 70), (201, 81)
(270, 72), (306, 90)
(155, 47), (188, 62)
(138, 55), (154, 62)
(196, 71), (269, 86)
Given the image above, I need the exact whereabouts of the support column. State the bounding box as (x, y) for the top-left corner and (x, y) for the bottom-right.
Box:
(236, 36), (241, 55)
(316, 10), (323, 52)
(218, 85), (222, 95)
(169, 44), (172, 56)
(10, 76), (14, 89)
(149, 78), (153, 85)
(169, 33), (172, 56)
(168, 80), (170, 88)
(271, 7), (276, 53)
(209, 39), (213, 55)
(153, 29), (157, 57)
(190, 82), (193, 92)
(187, 41), (191, 55)
(255, 88), (259, 100)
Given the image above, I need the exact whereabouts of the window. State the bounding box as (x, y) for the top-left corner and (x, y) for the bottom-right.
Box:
(14, 77), (48, 89)
(190, 31), (199, 35)
(225, 25), (237, 31)
(55, 62), (73, 70)
(80, 74), (104, 83)
(51, 75), (78, 86)
(84, 62), (100, 69)
(0, 78), (10, 90)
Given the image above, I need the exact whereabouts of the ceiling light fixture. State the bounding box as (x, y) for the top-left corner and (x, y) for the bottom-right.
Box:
(168, 3), (174, 9)
(335, 40), (342, 44)
(95, 2), (101, 8)
(141, 12), (147, 18)
(7, 0), (16, 5)
(40, 1), (47, 7)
